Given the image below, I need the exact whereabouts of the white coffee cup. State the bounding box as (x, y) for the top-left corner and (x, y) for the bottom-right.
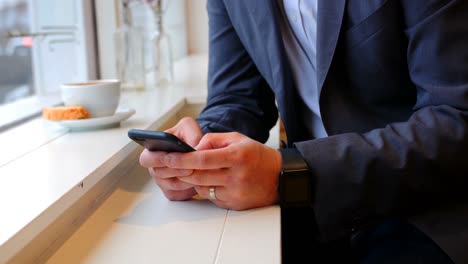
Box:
(61, 80), (121, 118)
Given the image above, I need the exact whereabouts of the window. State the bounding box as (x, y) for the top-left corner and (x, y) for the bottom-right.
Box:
(0, 0), (97, 130)
(0, 0), (33, 104)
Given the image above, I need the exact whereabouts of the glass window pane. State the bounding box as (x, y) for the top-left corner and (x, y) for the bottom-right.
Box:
(0, 0), (34, 105)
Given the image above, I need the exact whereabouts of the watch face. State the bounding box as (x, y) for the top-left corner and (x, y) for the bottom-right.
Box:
(281, 170), (311, 207)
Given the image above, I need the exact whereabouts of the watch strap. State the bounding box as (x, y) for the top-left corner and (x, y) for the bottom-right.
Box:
(280, 148), (309, 171)
(278, 148), (313, 208)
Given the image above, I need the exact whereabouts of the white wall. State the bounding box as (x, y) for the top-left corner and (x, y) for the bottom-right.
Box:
(94, 0), (118, 79)
(186, 0), (208, 54)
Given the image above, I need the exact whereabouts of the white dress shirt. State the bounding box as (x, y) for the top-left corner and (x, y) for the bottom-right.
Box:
(278, 0), (328, 138)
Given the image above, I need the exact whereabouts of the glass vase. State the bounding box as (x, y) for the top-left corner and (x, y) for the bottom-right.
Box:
(115, 26), (145, 90)
(114, 1), (146, 91)
(149, 0), (173, 88)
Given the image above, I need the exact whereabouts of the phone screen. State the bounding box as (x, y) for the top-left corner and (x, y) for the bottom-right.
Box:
(128, 129), (195, 153)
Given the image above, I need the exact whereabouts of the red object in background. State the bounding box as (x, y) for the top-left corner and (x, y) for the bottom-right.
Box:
(22, 37), (33, 47)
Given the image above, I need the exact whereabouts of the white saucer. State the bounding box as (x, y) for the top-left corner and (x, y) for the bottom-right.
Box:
(52, 108), (136, 132)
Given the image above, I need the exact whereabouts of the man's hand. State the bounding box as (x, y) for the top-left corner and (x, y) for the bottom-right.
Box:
(164, 132), (282, 210)
(139, 117), (202, 201)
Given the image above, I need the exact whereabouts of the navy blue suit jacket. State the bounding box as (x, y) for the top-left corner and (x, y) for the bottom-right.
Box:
(197, 1), (468, 262)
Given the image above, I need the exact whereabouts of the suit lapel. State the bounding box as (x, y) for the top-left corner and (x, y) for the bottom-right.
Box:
(317, 0), (346, 93)
(247, 0), (289, 93)
(240, 0), (346, 142)
(245, 0), (305, 143)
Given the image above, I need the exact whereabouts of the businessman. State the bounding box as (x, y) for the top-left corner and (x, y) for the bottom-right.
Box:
(139, 0), (468, 263)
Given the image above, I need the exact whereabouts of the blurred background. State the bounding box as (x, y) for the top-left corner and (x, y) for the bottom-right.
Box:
(0, 0), (208, 106)
(0, 0), (33, 104)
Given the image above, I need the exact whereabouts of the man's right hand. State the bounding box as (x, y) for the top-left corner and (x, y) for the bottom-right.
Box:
(139, 117), (202, 200)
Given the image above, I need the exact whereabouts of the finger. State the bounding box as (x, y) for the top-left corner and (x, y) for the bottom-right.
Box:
(178, 169), (229, 186)
(139, 149), (167, 168)
(162, 188), (197, 201)
(150, 167), (193, 179)
(194, 186), (230, 209)
(154, 176), (195, 191)
(163, 149), (233, 170)
(194, 185), (228, 202)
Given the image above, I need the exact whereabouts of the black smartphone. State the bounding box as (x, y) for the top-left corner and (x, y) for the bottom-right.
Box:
(128, 129), (195, 153)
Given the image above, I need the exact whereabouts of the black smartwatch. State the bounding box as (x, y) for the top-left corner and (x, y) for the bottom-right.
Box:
(278, 148), (317, 263)
(278, 148), (313, 208)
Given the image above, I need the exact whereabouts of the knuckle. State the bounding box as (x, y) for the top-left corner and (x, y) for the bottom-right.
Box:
(224, 146), (235, 158)
(203, 133), (214, 142)
(232, 131), (242, 138)
(231, 149), (243, 165)
(229, 131), (243, 140)
(178, 169), (192, 176)
(165, 154), (180, 168)
(197, 153), (208, 167)
(191, 172), (203, 185)
(236, 147), (250, 161)
(235, 170), (249, 182)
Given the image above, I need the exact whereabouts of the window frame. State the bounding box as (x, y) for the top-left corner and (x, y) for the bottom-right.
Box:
(0, 0), (97, 131)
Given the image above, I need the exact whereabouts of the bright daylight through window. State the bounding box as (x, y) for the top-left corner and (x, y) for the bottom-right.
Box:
(0, 0), (96, 130)
(0, 0), (33, 105)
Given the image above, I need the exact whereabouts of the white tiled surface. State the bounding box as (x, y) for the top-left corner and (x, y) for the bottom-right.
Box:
(216, 207), (281, 264)
(47, 164), (281, 264)
(46, 162), (228, 264)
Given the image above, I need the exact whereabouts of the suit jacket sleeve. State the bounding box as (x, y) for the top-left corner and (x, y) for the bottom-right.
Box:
(196, 0), (278, 143)
(294, 0), (468, 241)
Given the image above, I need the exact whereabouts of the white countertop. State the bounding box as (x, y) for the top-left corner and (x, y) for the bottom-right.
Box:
(46, 159), (280, 264)
(0, 55), (281, 264)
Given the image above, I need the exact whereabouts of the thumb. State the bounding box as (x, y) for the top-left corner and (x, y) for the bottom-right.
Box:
(195, 132), (239, 151)
(166, 118), (202, 147)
